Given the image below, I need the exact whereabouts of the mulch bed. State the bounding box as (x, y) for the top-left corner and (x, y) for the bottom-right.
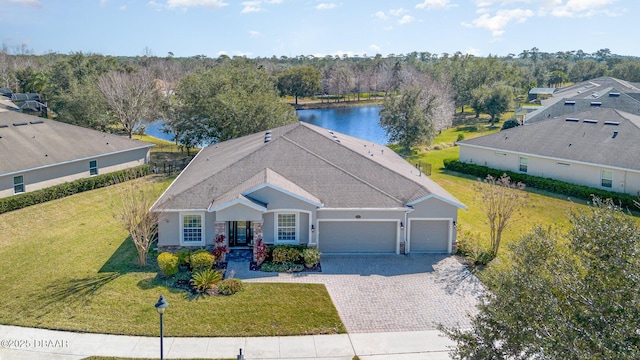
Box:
(249, 261), (322, 273)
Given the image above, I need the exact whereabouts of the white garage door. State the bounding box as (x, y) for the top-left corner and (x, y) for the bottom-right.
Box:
(409, 220), (450, 253)
(318, 221), (397, 253)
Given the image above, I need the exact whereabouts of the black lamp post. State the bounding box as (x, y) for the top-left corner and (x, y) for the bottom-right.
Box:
(154, 295), (169, 360)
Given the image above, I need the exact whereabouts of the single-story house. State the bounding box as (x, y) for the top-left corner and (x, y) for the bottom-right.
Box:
(524, 87), (640, 124)
(457, 107), (640, 195)
(151, 122), (466, 254)
(0, 109), (153, 198)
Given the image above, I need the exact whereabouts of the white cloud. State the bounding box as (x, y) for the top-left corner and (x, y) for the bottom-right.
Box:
(249, 30), (261, 38)
(241, 0), (262, 13)
(465, 8), (534, 36)
(369, 44), (381, 53)
(119, 5), (127, 10)
(373, 11), (388, 20)
(547, 0), (617, 17)
(316, 2), (337, 10)
(165, 0), (228, 9)
(415, 0), (453, 10)
(399, 15), (415, 24)
(389, 8), (406, 16)
(464, 47), (481, 56)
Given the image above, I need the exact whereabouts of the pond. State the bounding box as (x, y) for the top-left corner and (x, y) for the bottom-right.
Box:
(297, 105), (388, 144)
(145, 105), (388, 145)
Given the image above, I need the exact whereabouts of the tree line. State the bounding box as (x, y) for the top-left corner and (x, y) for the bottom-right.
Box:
(2, 46), (640, 150)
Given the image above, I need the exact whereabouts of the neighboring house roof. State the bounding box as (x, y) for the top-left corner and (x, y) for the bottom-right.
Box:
(11, 93), (39, 102)
(458, 107), (640, 171)
(152, 122), (465, 211)
(535, 76), (640, 110)
(529, 87), (556, 95)
(525, 87), (640, 124)
(0, 110), (153, 176)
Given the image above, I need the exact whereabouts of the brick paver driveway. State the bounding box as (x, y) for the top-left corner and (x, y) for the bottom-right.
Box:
(230, 254), (485, 333)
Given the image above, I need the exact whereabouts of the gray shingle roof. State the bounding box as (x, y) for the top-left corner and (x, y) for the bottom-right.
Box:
(459, 108), (640, 171)
(525, 87), (640, 124)
(153, 122), (465, 211)
(0, 110), (153, 176)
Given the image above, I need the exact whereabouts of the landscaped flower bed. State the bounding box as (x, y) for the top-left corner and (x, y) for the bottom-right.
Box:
(250, 241), (322, 273)
(156, 246), (242, 296)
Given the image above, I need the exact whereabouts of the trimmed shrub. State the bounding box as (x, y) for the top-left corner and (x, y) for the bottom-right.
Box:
(501, 119), (519, 130)
(271, 245), (304, 264)
(190, 249), (215, 270)
(0, 165), (151, 214)
(175, 249), (191, 267)
(157, 252), (179, 278)
(456, 133), (465, 142)
(260, 262), (304, 273)
(302, 247), (321, 266)
(443, 159), (637, 208)
(218, 278), (244, 295)
(211, 234), (229, 263)
(190, 268), (223, 293)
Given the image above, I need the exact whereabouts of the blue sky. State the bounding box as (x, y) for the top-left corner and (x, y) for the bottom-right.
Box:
(1, 0), (639, 58)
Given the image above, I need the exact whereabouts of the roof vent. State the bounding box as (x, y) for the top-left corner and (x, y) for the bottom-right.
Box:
(13, 122), (28, 126)
(564, 100), (576, 105)
(0, 124), (8, 128)
(30, 120), (44, 124)
(566, 118), (580, 122)
(609, 92), (620, 97)
(583, 119), (598, 124)
(264, 134), (271, 143)
(604, 121), (620, 126)
(612, 131), (618, 139)
(590, 101), (602, 106)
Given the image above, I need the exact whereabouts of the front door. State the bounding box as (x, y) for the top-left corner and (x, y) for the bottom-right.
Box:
(228, 221), (252, 247)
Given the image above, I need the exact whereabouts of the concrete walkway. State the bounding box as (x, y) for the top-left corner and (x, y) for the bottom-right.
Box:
(0, 324), (456, 359)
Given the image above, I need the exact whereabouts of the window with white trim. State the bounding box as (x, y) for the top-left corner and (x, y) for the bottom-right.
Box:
(277, 213), (297, 242)
(182, 214), (203, 244)
(89, 160), (98, 176)
(13, 175), (24, 194)
(519, 157), (528, 173)
(601, 170), (613, 188)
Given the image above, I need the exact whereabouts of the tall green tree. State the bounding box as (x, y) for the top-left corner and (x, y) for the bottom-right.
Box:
(277, 65), (321, 105)
(379, 73), (453, 151)
(172, 61), (297, 145)
(442, 198), (640, 360)
(471, 83), (513, 126)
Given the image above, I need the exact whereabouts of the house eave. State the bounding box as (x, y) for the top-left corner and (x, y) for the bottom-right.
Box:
(406, 194), (468, 210)
(458, 142), (640, 173)
(1, 144), (154, 178)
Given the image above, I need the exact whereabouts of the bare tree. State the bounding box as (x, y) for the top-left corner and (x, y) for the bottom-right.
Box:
(97, 69), (161, 138)
(475, 174), (527, 256)
(112, 180), (159, 266)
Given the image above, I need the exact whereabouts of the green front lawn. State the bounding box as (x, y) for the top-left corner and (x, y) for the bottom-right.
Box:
(0, 177), (344, 337)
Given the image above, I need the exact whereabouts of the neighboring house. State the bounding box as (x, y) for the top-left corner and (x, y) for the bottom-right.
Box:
(533, 76), (640, 110)
(528, 87), (556, 102)
(525, 87), (640, 124)
(514, 105), (541, 124)
(457, 108), (640, 195)
(0, 109), (153, 198)
(151, 122), (466, 254)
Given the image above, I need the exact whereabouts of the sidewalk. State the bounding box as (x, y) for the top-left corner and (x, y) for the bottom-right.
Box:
(0, 324), (455, 359)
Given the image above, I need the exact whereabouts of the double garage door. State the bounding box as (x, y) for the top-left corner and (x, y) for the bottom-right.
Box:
(318, 219), (451, 253)
(318, 221), (397, 253)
